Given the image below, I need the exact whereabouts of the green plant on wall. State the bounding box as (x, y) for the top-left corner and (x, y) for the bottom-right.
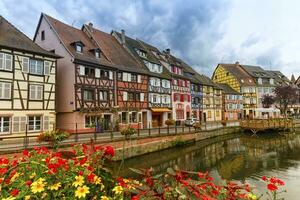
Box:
(37, 129), (70, 149)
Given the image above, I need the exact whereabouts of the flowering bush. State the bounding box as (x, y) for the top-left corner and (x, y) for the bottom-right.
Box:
(37, 129), (69, 149)
(261, 175), (286, 199)
(0, 144), (286, 200)
(165, 119), (175, 126)
(120, 126), (137, 137)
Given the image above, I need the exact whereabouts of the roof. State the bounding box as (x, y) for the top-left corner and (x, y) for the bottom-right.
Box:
(216, 83), (240, 94)
(240, 65), (272, 78)
(0, 15), (59, 58)
(84, 25), (148, 74)
(113, 31), (171, 79)
(266, 70), (290, 85)
(217, 63), (256, 86)
(42, 14), (115, 68)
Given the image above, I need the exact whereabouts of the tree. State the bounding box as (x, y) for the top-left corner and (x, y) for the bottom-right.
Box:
(273, 85), (297, 117)
(262, 94), (275, 108)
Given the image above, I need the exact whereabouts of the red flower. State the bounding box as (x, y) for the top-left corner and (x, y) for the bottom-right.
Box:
(23, 149), (30, 157)
(87, 173), (95, 182)
(261, 176), (268, 181)
(10, 189), (19, 197)
(104, 146), (115, 157)
(79, 171), (84, 176)
(267, 183), (278, 191)
(25, 180), (32, 186)
(277, 179), (285, 186)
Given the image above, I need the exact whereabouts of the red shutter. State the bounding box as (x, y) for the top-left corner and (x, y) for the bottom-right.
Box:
(180, 94), (184, 102)
(179, 80), (182, 86)
(173, 93), (177, 101)
(188, 94), (191, 102)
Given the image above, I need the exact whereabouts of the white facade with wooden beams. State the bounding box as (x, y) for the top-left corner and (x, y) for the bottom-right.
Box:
(0, 48), (56, 134)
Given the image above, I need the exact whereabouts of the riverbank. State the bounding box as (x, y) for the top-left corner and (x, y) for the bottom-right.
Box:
(112, 126), (241, 160)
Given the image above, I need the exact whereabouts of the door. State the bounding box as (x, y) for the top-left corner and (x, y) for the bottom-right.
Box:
(203, 112), (207, 122)
(103, 114), (111, 130)
(142, 112), (147, 129)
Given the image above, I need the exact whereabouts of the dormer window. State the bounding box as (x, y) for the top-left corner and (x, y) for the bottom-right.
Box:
(72, 41), (85, 53)
(95, 50), (100, 58)
(76, 44), (82, 53)
(258, 78), (262, 84)
(136, 49), (147, 58)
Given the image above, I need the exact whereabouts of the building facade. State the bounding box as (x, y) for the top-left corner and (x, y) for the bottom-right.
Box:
(34, 14), (117, 132)
(212, 62), (256, 119)
(0, 16), (58, 135)
(112, 31), (171, 127)
(216, 83), (243, 121)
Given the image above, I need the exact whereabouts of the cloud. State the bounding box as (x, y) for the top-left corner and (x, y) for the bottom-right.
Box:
(0, 0), (299, 78)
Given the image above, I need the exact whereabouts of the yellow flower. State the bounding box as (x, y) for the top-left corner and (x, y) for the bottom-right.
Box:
(31, 178), (46, 194)
(24, 196), (30, 200)
(10, 172), (20, 183)
(29, 172), (36, 179)
(112, 185), (123, 195)
(100, 196), (109, 200)
(94, 176), (102, 185)
(247, 193), (257, 200)
(75, 185), (90, 199)
(49, 182), (61, 190)
(73, 175), (84, 187)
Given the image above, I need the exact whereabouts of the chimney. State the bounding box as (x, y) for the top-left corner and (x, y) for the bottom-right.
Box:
(87, 22), (94, 32)
(121, 29), (126, 45)
(88, 22), (93, 27)
(235, 61), (240, 65)
(165, 48), (170, 55)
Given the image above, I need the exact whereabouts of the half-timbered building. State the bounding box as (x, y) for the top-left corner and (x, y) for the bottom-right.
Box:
(82, 25), (149, 129)
(158, 50), (192, 124)
(0, 16), (59, 135)
(34, 14), (116, 132)
(111, 32), (172, 127)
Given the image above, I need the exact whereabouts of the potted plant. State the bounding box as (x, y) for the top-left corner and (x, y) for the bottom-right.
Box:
(193, 122), (201, 131)
(120, 125), (137, 139)
(37, 129), (70, 149)
(165, 119), (175, 126)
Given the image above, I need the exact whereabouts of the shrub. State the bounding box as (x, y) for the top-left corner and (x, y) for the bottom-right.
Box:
(193, 122), (201, 130)
(120, 126), (137, 136)
(37, 129), (69, 149)
(165, 119), (175, 126)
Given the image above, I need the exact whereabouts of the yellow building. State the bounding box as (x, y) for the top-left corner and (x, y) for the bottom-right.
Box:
(0, 16), (59, 134)
(212, 62), (256, 118)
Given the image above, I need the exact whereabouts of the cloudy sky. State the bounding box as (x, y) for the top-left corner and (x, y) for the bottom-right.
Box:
(0, 0), (299, 78)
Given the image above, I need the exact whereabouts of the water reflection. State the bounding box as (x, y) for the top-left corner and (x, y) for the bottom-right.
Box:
(111, 133), (300, 198)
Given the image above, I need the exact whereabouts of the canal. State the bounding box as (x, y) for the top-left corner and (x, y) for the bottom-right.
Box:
(111, 132), (300, 199)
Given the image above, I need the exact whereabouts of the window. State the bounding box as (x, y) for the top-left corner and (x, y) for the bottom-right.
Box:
(131, 74), (137, 82)
(216, 111), (220, 117)
(0, 82), (11, 99)
(28, 116), (41, 131)
(44, 61), (51, 76)
(41, 30), (45, 41)
(122, 72), (132, 82)
(129, 112), (138, 123)
(30, 59), (43, 75)
(99, 90), (109, 101)
(136, 49), (147, 58)
(0, 53), (12, 71)
(258, 78), (262, 84)
(83, 89), (94, 101)
(0, 116), (10, 133)
(121, 112), (127, 123)
(22, 57), (29, 73)
(29, 85), (43, 100)
(270, 78), (274, 85)
(208, 111), (212, 118)
(84, 67), (95, 78)
(76, 44), (82, 53)
(85, 115), (101, 128)
(12, 116), (26, 133)
(95, 50), (100, 58)
(118, 72), (122, 80)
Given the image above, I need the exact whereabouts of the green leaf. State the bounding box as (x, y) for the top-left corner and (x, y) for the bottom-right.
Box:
(129, 168), (145, 175)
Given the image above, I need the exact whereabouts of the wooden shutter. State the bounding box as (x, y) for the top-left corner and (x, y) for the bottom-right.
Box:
(109, 71), (113, 80)
(4, 54), (12, 71)
(122, 73), (127, 81)
(43, 116), (49, 130)
(79, 65), (85, 75)
(127, 73), (131, 82)
(137, 75), (141, 83)
(22, 57), (29, 73)
(44, 61), (51, 75)
(140, 93), (144, 102)
(123, 91), (128, 101)
(12, 116), (20, 133)
(188, 95), (191, 102)
(95, 68), (100, 78)
(180, 94), (184, 102)
(173, 93), (176, 101)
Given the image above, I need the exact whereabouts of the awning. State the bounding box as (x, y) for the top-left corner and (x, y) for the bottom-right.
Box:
(151, 108), (171, 112)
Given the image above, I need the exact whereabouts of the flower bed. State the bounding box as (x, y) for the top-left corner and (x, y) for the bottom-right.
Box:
(0, 144), (285, 199)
